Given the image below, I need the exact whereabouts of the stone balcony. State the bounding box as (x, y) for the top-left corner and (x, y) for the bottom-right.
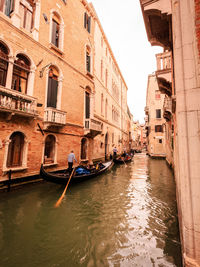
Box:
(140, 0), (172, 50)
(84, 118), (102, 138)
(163, 97), (172, 121)
(0, 85), (38, 119)
(44, 107), (66, 129)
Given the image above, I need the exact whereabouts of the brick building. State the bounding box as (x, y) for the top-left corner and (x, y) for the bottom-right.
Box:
(0, 0), (131, 182)
(145, 73), (166, 158)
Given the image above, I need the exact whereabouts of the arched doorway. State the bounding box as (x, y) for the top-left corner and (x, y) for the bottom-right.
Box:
(44, 135), (56, 164)
(81, 138), (87, 160)
(105, 133), (108, 161)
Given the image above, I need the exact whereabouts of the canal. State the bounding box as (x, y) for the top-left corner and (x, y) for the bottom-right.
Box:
(0, 153), (182, 267)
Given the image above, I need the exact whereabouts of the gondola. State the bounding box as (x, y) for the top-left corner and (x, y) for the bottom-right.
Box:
(40, 160), (114, 184)
(113, 156), (132, 164)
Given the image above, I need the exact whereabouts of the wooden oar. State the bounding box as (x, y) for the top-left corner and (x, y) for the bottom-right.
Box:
(54, 167), (76, 208)
(122, 157), (127, 167)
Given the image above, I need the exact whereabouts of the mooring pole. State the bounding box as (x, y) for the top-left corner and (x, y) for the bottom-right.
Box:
(8, 169), (11, 192)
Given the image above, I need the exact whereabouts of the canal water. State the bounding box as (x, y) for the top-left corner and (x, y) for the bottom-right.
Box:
(0, 153), (182, 267)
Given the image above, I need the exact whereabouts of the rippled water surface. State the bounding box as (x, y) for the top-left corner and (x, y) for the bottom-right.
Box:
(0, 153), (182, 267)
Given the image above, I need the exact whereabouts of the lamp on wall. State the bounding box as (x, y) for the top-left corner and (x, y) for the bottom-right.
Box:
(39, 63), (52, 78)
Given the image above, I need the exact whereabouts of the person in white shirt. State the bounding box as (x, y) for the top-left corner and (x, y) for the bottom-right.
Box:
(68, 150), (77, 173)
(113, 146), (118, 158)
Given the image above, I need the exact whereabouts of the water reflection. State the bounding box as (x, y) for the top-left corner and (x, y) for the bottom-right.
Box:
(0, 153), (182, 267)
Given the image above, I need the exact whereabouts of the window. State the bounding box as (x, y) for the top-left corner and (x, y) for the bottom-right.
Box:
(156, 109), (161, 118)
(105, 98), (107, 119)
(85, 92), (90, 119)
(112, 133), (114, 144)
(100, 60), (103, 80)
(0, 42), (8, 86)
(159, 139), (162, 144)
(44, 135), (56, 164)
(7, 132), (24, 167)
(155, 90), (161, 100)
(86, 46), (91, 73)
(19, 0), (34, 32)
(101, 93), (104, 115)
(11, 54), (30, 94)
(105, 69), (108, 88)
(51, 13), (60, 48)
(47, 67), (58, 108)
(81, 138), (87, 160)
(155, 125), (163, 132)
(0, 0), (14, 17)
(84, 12), (91, 33)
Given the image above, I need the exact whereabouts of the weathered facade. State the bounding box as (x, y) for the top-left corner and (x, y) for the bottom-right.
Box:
(0, 0), (131, 183)
(145, 74), (166, 158)
(88, 3), (130, 160)
(140, 0), (200, 266)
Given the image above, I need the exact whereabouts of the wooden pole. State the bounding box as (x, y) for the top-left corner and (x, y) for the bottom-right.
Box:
(54, 168), (76, 208)
(7, 169), (11, 192)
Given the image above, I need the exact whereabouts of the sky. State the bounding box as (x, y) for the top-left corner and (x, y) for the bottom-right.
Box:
(89, 0), (162, 123)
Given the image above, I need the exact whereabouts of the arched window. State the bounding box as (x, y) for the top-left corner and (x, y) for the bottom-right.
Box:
(11, 54), (30, 94)
(47, 66), (58, 108)
(19, 0), (35, 32)
(85, 91), (90, 119)
(44, 135), (56, 164)
(51, 13), (60, 48)
(7, 132), (24, 167)
(86, 45), (91, 73)
(105, 69), (108, 88)
(101, 60), (103, 80)
(81, 138), (87, 160)
(105, 98), (108, 119)
(0, 42), (9, 86)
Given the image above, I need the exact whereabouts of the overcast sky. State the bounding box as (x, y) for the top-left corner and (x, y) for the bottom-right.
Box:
(89, 0), (162, 123)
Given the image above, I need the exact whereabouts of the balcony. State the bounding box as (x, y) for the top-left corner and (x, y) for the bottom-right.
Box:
(163, 97), (172, 121)
(0, 86), (38, 119)
(44, 107), (66, 129)
(84, 118), (102, 138)
(157, 77), (172, 96)
(156, 51), (172, 79)
(140, 0), (172, 50)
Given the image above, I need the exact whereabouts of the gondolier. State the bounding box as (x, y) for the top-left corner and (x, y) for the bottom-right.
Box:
(113, 146), (118, 158)
(68, 150), (77, 173)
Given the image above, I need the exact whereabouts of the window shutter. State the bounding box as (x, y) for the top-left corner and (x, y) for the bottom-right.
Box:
(88, 16), (91, 33)
(85, 92), (90, 119)
(47, 77), (52, 107)
(51, 20), (57, 46)
(47, 77), (58, 108)
(10, 0), (14, 13)
(86, 53), (90, 72)
(84, 12), (87, 28)
(51, 79), (58, 108)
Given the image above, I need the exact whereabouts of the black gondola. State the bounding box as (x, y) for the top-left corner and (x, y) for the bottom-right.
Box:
(40, 160), (114, 184)
(113, 156), (132, 164)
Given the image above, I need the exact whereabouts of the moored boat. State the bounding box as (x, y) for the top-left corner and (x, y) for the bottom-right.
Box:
(40, 160), (114, 184)
(113, 156), (132, 164)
